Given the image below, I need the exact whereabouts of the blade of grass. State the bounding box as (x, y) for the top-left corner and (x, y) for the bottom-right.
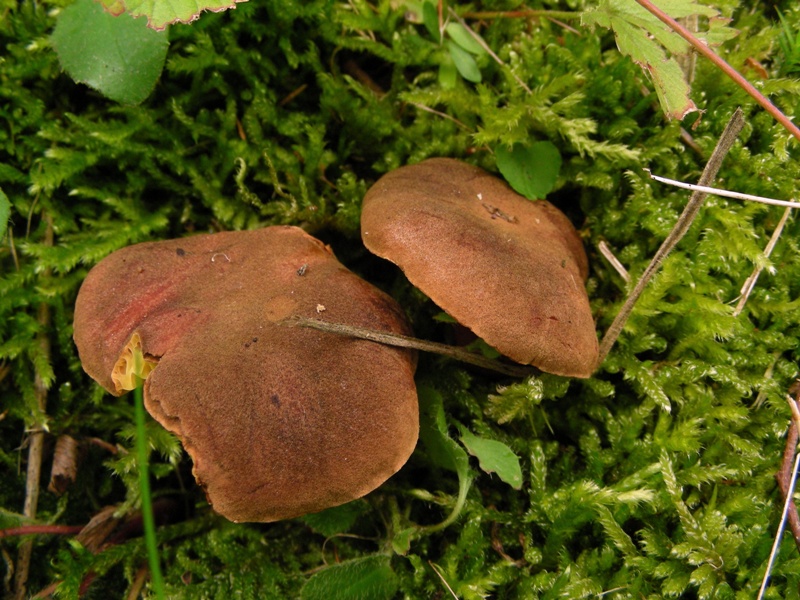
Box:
(134, 383), (166, 599)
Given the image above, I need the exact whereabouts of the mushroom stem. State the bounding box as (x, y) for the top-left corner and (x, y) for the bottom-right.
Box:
(280, 316), (537, 378)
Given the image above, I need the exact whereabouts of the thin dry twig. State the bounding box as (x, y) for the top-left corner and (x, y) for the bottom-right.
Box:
(734, 207), (793, 317)
(408, 102), (473, 131)
(643, 171), (796, 317)
(13, 216), (53, 600)
(646, 171), (800, 210)
(777, 395), (800, 550)
(597, 108), (746, 365)
(761, 388), (800, 598)
(0, 525), (84, 539)
(279, 316), (536, 378)
(597, 241), (631, 284)
(428, 561), (459, 599)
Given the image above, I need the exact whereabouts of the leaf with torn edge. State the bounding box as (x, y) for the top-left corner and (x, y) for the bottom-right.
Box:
(97, 0), (247, 31)
(582, 0), (737, 120)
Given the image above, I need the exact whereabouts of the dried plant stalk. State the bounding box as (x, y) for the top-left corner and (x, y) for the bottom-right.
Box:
(597, 108), (746, 365)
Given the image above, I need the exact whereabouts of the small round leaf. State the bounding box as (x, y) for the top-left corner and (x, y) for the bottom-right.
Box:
(52, 0), (168, 105)
(496, 141), (562, 200)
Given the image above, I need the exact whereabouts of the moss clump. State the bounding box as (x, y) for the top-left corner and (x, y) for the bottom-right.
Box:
(3, 0), (800, 598)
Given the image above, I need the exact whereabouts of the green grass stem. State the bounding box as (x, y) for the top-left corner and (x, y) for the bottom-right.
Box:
(134, 384), (166, 599)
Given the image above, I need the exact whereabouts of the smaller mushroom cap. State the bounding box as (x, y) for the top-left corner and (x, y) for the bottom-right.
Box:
(361, 158), (598, 378)
(73, 226), (418, 522)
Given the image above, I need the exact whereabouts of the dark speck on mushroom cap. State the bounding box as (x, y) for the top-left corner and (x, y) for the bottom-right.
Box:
(361, 158), (598, 378)
(73, 226), (419, 522)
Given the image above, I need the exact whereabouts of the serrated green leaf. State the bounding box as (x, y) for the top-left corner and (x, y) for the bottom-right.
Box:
(97, 0), (244, 30)
(445, 22), (486, 56)
(495, 141), (562, 200)
(300, 556), (399, 600)
(611, 17), (695, 120)
(581, 0), (735, 119)
(447, 40), (481, 83)
(0, 188), (9, 241)
(51, 0), (168, 105)
(457, 425), (523, 490)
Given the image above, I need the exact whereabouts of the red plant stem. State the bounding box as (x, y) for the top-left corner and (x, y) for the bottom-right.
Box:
(0, 525), (84, 538)
(635, 0), (800, 143)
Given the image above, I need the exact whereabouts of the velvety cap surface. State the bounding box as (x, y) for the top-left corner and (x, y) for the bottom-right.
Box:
(74, 226), (418, 522)
(361, 158), (598, 378)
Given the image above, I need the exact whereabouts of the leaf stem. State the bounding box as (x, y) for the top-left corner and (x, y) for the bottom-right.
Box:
(279, 316), (536, 378)
(635, 0), (800, 143)
(135, 384), (166, 599)
(418, 474), (472, 534)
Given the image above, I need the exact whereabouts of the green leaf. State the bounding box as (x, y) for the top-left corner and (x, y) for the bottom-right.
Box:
(438, 58), (458, 90)
(421, 1), (440, 41)
(495, 141), (562, 200)
(391, 527), (415, 556)
(611, 17), (694, 121)
(51, 0), (169, 105)
(417, 385), (473, 530)
(300, 556), (399, 600)
(300, 500), (367, 537)
(457, 425), (523, 490)
(418, 385), (469, 479)
(0, 188), (9, 241)
(447, 40), (481, 83)
(97, 0), (244, 30)
(445, 22), (486, 56)
(581, 0), (733, 119)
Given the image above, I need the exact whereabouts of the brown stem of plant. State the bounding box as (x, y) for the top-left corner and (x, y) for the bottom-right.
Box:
(280, 316), (537, 378)
(0, 525), (84, 539)
(635, 0), (800, 144)
(14, 215), (53, 600)
(778, 384), (800, 553)
(597, 108), (745, 365)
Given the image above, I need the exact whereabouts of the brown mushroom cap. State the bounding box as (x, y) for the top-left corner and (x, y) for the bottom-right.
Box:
(73, 226), (418, 522)
(361, 158), (598, 378)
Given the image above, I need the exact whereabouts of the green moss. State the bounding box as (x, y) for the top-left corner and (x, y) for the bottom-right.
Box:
(3, 0), (800, 597)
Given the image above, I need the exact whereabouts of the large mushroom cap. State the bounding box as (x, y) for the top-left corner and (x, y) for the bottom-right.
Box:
(361, 158), (598, 378)
(74, 226), (418, 522)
